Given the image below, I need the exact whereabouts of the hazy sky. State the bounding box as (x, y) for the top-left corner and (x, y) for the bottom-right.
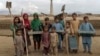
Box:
(0, 0), (100, 15)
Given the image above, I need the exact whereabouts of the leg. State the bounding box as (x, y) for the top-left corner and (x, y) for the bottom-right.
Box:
(54, 46), (58, 56)
(58, 34), (62, 50)
(83, 43), (87, 53)
(37, 35), (41, 50)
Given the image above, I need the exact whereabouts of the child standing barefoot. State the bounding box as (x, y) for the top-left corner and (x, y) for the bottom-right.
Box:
(41, 26), (50, 56)
(14, 29), (24, 56)
(63, 21), (71, 53)
(50, 27), (58, 56)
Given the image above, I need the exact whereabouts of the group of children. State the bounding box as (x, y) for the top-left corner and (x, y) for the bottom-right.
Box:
(11, 13), (95, 56)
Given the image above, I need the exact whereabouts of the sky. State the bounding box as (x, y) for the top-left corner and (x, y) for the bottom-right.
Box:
(0, 0), (100, 15)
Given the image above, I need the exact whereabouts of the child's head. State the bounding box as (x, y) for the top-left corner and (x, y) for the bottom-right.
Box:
(83, 16), (89, 23)
(45, 17), (50, 24)
(14, 16), (21, 24)
(16, 29), (22, 36)
(60, 14), (63, 20)
(23, 13), (28, 19)
(33, 13), (39, 19)
(43, 26), (49, 32)
(54, 16), (59, 23)
(51, 26), (56, 33)
(72, 13), (77, 20)
(66, 21), (70, 27)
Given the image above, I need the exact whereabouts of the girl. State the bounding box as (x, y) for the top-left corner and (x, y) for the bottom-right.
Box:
(50, 27), (58, 56)
(42, 17), (52, 30)
(10, 16), (23, 56)
(63, 21), (71, 53)
(31, 13), (42, 50)
(41, 26), (50, 56)
(52, 17), (64, 50)
(79, 16), (95, 54)
(22, 13), (31, 53)
(14, 29), (24, 56)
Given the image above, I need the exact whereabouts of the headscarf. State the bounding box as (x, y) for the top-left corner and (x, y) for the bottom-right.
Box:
(23, 13), (30, 30)
(31, 13), (42, 31)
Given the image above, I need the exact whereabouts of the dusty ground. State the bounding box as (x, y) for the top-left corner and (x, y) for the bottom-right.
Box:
(0, 36), (100, 56)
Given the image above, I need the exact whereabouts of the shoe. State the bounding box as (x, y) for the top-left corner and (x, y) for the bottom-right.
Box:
(88, 51), (92, 54)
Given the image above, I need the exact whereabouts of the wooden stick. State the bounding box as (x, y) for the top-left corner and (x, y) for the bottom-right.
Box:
(63, 11), (69, 56)
(22, 17), (29, 56)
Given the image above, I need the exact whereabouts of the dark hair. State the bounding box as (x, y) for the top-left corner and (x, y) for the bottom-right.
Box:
(84, 16), (89, 20)
(33, 13), (39, 19)
(72, 13), (77, 16)
(66, 21), (70, 25)
(45, 17), (49, 21)
(51, 26), (56, 30)
(13, 16), (21, 25)
(15, 29), (22, 35)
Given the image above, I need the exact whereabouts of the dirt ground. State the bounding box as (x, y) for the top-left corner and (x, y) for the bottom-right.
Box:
(0, 36), (100, 56)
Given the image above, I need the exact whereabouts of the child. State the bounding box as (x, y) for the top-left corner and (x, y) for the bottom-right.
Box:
(31, 13), (42, 50)
(63, 21), (71, 53)
(14, 29), (24, 56)
(52, 17), (64, 50)
(70, 13), (80, 51)
(50, 27), (58, 56)
(42, 17), (52, 30)
(41, 26), (50, 56)
(79, 16), (95, 54)
(22, 13), (31, 53)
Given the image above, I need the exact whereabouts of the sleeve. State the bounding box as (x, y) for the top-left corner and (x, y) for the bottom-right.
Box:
(89, 23), (95, 32)
(79, 23), (83, 31)
(39, 21), (43, 31)
(70, 21), (74, 34)
(10, 24), (14, 31)
(60, 24), (64, 30)
(31, 20), (33, 30)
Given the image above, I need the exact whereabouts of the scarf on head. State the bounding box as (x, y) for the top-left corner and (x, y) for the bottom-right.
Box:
(23, 13), (30, 30)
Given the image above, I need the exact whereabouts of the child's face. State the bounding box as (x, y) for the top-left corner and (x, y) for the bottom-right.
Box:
(51, 29), (55, 33)
(55, 19), (59, 23)
(45, 20), (50, 24)
(17, 31), (22, 36)
(15, 18), (19, 23)
(24, 15), (28, 19)
(44, 27), (48, 32)
(84, 18), (89, 22)
(66, 23), (70, 27)
(72, 15), (77, 20)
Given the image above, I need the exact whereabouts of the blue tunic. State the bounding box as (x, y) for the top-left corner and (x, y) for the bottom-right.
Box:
(79, 22), (95, 44)
(52, 23), (64, 31)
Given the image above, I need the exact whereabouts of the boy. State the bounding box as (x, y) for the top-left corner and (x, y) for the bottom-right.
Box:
(79, 16), (95, 54)
(70, 13), (80, 51)
(50, 27), (58, 56)
(14, 29), (24, 56)
(52, 17), (64, 50)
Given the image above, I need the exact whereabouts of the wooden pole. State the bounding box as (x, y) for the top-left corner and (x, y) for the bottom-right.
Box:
(63, 9), (69, 56)
(8, 8), (11, 16)
(22, 16), (29, 56)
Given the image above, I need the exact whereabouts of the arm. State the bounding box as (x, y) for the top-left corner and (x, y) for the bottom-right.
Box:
(89, 23), (95, 32)
(70, 21), (74, 34)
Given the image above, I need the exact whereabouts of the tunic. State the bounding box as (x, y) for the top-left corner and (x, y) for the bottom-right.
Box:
(42, 32), (50, 47)
(52, 23), (64, 32)
(70, 19), (80, 34)
(14, 36), (24, 56)
(79, 22), (95, 44)
(50, 33), (58, 47)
